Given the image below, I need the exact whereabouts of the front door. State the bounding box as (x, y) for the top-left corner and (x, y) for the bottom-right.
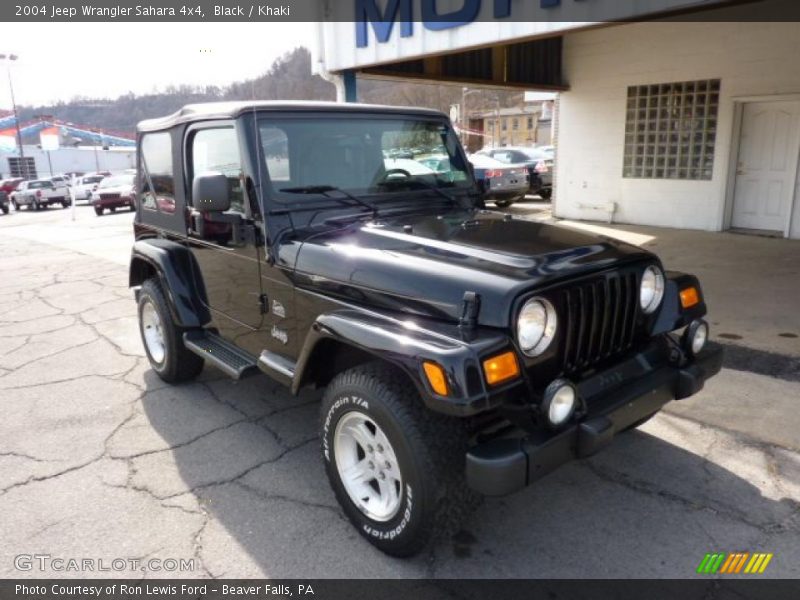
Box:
(185, 124), (264, 348)
(731, 100), (800, 234)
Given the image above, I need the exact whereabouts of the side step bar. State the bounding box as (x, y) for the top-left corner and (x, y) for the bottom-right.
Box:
(183, 330), (259, 380)
(258, 350), (296, 387)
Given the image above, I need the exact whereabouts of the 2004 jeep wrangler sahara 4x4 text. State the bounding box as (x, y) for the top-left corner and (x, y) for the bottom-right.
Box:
(129, 102), (723, 557)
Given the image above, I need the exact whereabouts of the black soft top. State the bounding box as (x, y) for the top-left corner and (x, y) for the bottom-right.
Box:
(136, 101), (448, 133)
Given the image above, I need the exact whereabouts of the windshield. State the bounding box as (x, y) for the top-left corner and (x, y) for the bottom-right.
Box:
(257, 116), (473, 201)
(84, 176), (104, 184)
(99, 174), (134, 188)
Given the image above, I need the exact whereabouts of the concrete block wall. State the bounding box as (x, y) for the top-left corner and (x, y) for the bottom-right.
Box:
(554, 21), (800, 238)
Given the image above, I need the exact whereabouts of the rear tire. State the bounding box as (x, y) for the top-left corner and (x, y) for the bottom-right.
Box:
(320, 362), (478, 557)
(94, 206), (103, 216)
(137, 279), (205, 383)
(539, 188), (552, 201)
(110, 206), (116, 213)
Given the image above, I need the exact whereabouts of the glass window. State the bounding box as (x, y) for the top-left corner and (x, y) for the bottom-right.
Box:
(623, 79), (720, 180)
(512, 118), (519, 130)
(191, 128), (245, 213)
(257, 117), (472, 201)
(140, 132), (175, 213)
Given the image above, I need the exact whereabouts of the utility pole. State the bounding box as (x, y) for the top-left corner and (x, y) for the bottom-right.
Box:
(1, 54), (27, 177)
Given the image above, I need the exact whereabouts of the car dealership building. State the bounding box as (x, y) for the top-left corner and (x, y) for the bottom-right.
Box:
(315, 0), (800, 239)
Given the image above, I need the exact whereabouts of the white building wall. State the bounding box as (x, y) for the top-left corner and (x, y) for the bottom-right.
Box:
(1, 146), (135, 179)
(555, 21), (800, 238)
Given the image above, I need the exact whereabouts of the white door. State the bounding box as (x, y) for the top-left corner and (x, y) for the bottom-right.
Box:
(731, 101), (800, 233)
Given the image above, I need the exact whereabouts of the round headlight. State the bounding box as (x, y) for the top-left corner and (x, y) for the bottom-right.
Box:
(542, 379), (577, 428)
(640, 266), (665, 314)
(683, 319), (709, 357)
(517, 297), (557, 357)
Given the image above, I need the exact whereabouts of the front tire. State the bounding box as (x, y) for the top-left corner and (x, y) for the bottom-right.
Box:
(94, 206), (103, 216)
(494, 198), (513, 208)
(137, 279), (204, 383)
(320, 362), (477, 557)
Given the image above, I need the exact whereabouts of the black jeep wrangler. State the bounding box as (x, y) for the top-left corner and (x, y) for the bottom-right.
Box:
(129, 101), (723, 557)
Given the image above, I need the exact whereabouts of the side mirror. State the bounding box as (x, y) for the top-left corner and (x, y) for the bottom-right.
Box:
(192, 172), (230, 212)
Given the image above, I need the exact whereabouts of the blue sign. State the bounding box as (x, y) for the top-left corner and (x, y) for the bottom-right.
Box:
(355, 0), (582, 47)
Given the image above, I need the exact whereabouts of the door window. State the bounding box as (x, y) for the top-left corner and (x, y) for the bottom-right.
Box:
(191, 127), (245, 214)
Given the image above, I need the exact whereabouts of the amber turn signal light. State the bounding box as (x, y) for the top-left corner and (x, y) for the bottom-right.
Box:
(482, 351), (520, 386)
(423, 361), (449, 396)
(680, 286), (700, 309)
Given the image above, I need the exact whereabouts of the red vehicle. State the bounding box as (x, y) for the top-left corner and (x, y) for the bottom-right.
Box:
(0, 178), (24, 195)
(91, 173), (136, 215)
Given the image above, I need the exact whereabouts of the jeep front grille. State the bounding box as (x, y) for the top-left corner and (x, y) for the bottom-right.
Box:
(100, 193), (121, 200)
(561, 271), (639, 373)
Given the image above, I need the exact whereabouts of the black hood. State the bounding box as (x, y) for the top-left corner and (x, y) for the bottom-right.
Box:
(292, 209), (655, 328)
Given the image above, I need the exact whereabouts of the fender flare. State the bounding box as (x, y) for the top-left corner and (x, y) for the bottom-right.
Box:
(651, 271), (707, 335)
(129, 238), (211, 329)
(291, 308), (510, 417)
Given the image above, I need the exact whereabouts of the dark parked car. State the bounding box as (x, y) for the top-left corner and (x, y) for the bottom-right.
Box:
(479, 146), (554, 200)
(129, 101), (721, 557)
(468, 153), (529, 207)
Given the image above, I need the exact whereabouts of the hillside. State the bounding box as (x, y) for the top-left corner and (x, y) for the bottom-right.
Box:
(16, 47), (523, 134)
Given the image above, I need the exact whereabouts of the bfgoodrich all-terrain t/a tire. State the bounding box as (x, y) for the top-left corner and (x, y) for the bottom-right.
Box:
(137, 278), (204, 383)
(320, 362), (478, 557)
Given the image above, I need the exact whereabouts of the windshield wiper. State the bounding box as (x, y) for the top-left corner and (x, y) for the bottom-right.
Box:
(376, 177), (464, 207)
(279, 185), (379, 219)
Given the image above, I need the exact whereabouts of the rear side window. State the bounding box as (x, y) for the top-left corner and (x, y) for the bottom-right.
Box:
(140, 132), (175, 214)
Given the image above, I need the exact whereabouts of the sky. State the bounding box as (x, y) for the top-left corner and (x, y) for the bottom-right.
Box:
(0, 22), (316, 108)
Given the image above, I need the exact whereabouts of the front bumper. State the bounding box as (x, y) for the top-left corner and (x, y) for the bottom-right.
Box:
(466, 341), (724, 496)
(94, 196), (134, 208)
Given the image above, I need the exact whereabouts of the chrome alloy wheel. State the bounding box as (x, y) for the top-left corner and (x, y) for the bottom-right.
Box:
(141, 301), (166, 364)
(334, 411), (403, 522)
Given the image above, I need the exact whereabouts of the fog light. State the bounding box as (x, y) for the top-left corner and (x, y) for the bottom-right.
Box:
(542, 379), (578, 428)
(682, 320), (709, 357)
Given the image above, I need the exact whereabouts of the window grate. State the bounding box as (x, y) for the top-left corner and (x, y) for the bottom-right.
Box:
(623, 79), (720, 180)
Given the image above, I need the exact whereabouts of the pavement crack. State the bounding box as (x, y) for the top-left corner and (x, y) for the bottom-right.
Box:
(0, 450), (50, 463)
(233, 480), (344, 519)
(581, 460), (792, 534)
(0, 455), (103, 497)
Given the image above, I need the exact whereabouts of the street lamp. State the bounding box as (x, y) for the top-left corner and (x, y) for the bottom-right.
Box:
(0, 53), (25, 175)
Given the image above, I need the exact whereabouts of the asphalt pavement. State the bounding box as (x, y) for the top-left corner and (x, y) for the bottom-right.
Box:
(0, 203), (797, 579)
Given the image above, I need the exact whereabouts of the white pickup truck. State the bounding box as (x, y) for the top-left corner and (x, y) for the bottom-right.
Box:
(11, 179), (71, 210)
